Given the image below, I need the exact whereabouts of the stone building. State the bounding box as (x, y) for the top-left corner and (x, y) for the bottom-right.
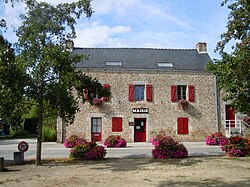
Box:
(57, 42), (221, 143)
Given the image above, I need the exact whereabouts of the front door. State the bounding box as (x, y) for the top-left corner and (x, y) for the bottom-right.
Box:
(91, 118), (102, 142)
(226, 105), (235, 127)
(134, 118), (146, 142)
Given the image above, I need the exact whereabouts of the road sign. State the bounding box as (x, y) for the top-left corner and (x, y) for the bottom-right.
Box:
(18, 141), (29, 152)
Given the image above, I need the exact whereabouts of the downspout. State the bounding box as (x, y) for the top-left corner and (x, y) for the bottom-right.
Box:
(215, 75), (221, 132)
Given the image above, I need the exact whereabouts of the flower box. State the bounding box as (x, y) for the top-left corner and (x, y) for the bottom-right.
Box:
(178, 99), (189, 110)
(93, 98), (103, 106)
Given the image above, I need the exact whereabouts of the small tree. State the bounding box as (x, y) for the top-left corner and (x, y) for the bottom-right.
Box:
(10, 0), (110, 165)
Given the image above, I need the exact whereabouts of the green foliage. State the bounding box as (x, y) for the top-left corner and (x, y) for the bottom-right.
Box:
(0, 35), (26, 126)
(42, 126), (56, 142)
(207, 0), (250, 115)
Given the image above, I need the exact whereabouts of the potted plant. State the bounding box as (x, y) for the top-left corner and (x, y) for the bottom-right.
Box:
(93, 98), (103, 107)
(178, 99), (189, 110)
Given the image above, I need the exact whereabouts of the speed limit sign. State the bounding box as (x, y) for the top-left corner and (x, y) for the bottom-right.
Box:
(18, 141), (29, 152)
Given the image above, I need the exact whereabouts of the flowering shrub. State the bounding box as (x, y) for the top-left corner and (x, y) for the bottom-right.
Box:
(221, 136), (250, 157)
(93, 98), (103, 106)
(178, 99), (189, 110)
(70, 141), (106, 160)
(152, 135), (188, 159)
(151, 134), (164, 146)
(64, 135), (87, 148)
(104, 135), (127, 148)
(205, 132), (228, 146)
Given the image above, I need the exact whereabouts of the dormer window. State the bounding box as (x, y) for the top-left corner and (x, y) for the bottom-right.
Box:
(157, 62), (173, 68)
(106, 60), (122, 66)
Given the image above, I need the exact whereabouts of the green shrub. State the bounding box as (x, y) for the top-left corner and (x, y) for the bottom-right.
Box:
(42, 126), (56, 142)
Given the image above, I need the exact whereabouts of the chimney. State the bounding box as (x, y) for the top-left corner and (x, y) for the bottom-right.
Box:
(196, 42), (207, 53)
(66, 39), (74, 52)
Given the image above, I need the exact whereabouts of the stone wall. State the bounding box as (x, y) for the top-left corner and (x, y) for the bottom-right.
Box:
(64, 69), (218, 142)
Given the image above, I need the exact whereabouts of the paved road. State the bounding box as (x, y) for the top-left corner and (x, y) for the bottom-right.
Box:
(0, 138), (224, 164)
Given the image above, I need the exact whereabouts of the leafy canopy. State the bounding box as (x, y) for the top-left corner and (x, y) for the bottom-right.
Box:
(0, 35), (26, 125)
(207, 0), (250, 115)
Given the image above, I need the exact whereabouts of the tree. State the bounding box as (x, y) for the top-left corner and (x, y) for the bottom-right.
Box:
(207, 0), (250, 115)
(13, 0), (110, 165)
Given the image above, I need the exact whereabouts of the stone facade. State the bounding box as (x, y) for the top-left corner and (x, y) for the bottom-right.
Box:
(63, 69), (218, 142)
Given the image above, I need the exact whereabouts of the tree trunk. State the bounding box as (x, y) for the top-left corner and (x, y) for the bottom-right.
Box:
(36, 96), (44, 166)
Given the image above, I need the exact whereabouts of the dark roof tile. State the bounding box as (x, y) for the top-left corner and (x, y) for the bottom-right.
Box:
(73, 48), (211, 70)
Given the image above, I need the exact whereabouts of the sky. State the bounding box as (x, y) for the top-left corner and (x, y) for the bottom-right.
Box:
(0, 0), (230, 59)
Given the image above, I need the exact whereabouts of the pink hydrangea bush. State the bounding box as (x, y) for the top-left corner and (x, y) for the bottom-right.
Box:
(221, 136), (250, 157)
(70, 141), (106, 160)
(64, 135), (87, 148)
(151, 134), (163, 146)
(104, 135), (127, 148)
(152, 136), (188, 159)
(205, 132), (227, 146)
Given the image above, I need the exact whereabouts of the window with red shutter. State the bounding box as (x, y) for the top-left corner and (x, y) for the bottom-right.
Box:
(171, 85), (177, 102)
(112, 117), (122, 132)
(177, 118), (188, 135)
(188, 85), (195, 102)
(128, 84), (135, 101)
(146, 84), (153, 102)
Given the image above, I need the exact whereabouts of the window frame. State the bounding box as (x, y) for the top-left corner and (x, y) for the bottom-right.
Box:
(91, 117), (102, 133)
(134, 85), (145, 101)
(177, 85), (187, 101)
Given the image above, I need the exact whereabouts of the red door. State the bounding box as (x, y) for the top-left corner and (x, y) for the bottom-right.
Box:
(91, 118), (102, 142)
(134, 118), (146, 142)
(226, 105), (235, 127)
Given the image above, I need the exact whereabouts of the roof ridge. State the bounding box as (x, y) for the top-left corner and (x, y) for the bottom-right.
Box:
(73, 47), (196, 51)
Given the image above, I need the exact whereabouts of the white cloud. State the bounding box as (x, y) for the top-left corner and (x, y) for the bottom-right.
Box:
(74, 22), (132, 47)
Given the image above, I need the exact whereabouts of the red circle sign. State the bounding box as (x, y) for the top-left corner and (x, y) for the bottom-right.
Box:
(18, 141), (29, 152)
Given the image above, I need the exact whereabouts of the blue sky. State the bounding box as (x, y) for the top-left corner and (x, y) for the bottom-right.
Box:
(0, 0), (230, 59)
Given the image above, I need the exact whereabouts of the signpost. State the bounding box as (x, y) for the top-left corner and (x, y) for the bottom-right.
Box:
(18, 141), (29, 152)
(14, 141), (29, 164)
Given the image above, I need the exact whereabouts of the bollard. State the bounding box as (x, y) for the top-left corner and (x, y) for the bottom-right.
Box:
(13, 152), (24, 165)
(0, 157), (4, 172)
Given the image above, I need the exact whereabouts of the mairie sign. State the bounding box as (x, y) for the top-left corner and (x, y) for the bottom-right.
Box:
(132, 108), (149, 114)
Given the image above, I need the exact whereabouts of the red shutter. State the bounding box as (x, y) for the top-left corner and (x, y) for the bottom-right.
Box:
(171, 85), (177, 102)
(118, 118), (122, 131)
(112, 117), (122, 132)
(146, 84), (153, 102)
(128, 84), (135, 102)
(177, 118), (183, 134)
(177, 118), (188, 135)
(188, 85), (195, 102)
(84, 89), (89, 100)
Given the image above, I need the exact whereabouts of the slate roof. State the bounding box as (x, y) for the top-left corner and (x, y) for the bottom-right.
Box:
(73, 48), (211, 71)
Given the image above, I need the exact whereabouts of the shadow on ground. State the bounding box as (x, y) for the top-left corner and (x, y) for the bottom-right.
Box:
(23, 156), (225, 172)
(157, 177), (250, 187)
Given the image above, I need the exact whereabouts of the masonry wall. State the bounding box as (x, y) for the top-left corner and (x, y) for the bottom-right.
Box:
(64, 69), (218, 142)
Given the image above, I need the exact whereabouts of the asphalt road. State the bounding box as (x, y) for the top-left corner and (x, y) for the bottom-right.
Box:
(0, 138), (224, 164)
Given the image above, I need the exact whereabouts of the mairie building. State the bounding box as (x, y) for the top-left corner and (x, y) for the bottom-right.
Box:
(57, 42), (223, 143)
